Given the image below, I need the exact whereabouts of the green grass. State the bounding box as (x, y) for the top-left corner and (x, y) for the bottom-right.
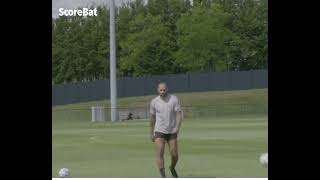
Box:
(52, 89), (268, 178)
(53, 89), (267, 110)
(52, 117), (267, 178)
(53, 88), (268, 121)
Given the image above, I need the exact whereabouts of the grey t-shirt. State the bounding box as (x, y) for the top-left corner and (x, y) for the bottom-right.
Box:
(150, 95), (182, 134)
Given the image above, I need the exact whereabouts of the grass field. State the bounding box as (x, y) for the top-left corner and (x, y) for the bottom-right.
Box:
(52, 89), (268, 178)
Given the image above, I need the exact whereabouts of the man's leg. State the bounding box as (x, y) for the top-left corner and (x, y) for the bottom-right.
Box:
(168, 137), (179, 178)
(155, 137), (166, 178)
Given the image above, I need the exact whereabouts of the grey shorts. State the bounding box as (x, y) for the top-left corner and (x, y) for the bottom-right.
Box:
(154, 131), (177, 142)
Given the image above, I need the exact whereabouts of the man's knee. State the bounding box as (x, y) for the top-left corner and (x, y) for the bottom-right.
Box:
(156, 151), (165, 160)
(157, 154), (164, 160)
(171, 151), (179, 160)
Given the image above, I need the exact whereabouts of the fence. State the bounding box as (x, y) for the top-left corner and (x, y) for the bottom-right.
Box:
(52, 69), (267, 106)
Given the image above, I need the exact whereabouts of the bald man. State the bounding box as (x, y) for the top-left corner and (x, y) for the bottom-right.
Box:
(150, 82), (183, 178)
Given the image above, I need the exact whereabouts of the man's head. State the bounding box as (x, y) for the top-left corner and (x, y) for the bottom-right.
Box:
(158, 82), (168, 98)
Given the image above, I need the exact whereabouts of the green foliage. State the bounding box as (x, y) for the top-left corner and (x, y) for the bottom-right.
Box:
(119, 14), (177, 76)
(218, 0), (268, 70)
(176, 4), (234, 72)
(52, 0), (267, 84)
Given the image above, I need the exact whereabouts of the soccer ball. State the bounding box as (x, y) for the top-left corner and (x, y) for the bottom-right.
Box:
(259, 153), (268, 168)
(58, 168), (70, 178)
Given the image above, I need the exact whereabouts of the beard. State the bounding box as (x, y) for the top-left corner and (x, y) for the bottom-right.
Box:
(160, 93), (167, 98)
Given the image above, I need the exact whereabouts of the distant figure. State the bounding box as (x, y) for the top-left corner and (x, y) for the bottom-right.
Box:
(127, 112), (133, 120)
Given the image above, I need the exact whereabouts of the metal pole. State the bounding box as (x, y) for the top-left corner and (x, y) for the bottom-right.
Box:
(110, 0), (117, 122)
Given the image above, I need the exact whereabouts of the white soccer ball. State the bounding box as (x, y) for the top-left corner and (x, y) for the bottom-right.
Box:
(259, 153), (268, 168)
(59, 168), (70, 177)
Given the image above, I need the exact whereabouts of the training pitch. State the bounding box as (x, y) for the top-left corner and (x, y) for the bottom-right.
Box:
(52, 89), (268, 178)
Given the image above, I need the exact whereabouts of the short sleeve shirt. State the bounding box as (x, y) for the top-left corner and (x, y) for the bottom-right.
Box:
(150, 95), (182, 134)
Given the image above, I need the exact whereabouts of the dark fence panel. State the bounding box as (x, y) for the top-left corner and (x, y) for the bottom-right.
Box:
(52, 69), (268, 106)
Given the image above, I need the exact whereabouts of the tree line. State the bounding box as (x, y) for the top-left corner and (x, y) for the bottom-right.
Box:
(52, 0), (267, 84)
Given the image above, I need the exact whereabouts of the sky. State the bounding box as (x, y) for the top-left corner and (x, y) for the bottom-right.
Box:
(52, 0), (134, 18)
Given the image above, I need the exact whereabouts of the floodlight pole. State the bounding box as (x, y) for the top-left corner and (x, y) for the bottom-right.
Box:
(110, 0), (117, 122)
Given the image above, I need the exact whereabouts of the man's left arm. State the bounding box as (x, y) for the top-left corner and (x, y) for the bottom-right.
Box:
(175, 97), (183, 134)
(175, 111), (183, 134)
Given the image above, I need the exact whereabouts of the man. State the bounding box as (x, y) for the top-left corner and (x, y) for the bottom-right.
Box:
(150, 82), (183, 178)
(126, 112), (133, 120)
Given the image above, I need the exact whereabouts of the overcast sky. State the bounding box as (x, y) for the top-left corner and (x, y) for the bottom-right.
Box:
(52, 0), (135, 18)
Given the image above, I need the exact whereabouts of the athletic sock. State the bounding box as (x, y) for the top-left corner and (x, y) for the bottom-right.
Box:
(159, 168), (166, 178)
(169, 166), (178, 178)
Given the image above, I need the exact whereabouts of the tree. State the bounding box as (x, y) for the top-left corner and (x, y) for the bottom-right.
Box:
(52, 6), (111, 83)
(119, 14), (177, 76)
(52, 1), (268, 84)
(176, 4), (234, 72)
(217, 0), (268, 70)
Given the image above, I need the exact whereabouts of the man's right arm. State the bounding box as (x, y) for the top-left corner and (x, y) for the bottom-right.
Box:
(150, 114), (156, 142)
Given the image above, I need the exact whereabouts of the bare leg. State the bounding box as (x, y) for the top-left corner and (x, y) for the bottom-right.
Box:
(155, 138), (166, 178)
(168, 138), (179, 178)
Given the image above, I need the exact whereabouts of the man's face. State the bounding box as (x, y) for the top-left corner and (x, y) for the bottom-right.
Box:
(158, 84), (168, 97)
